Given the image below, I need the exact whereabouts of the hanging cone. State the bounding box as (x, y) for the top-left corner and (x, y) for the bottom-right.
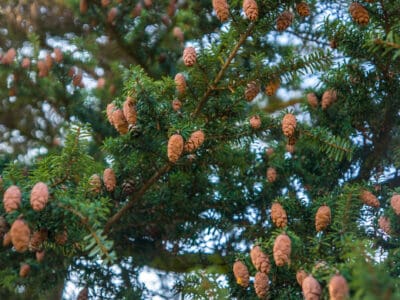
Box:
(10, 219), (31, 253)
(107, 7), (119, 24)
(273, 233), (291, 266)
(184, 130), (205, 153)
(266, 167), (277, 183)
(271, 202), (288, 228)
(250, 115), (261, 129)
(277, 11), (294, 31)
(282, 113), (297, 137)
(296, 2), (310, 17)
(245, 81), (260, 102)
(378, 216), (391, 235)
(89, 174), (102, 194)
(174, 73), (186, 95)
(112, 109), (129, 134)
(296, 270), (308, 286)
(173, 27), (184, 42)
(123, 97), (137, 125)
(321, 89), (337, 109)
(53, 48), (63, 63)
(250, 245), (270, 274)
(106, 103), (116, 125)
(19, 264), (30, 278)
(122, 179), (136, 196)
(233, 260), (250, 287)
(183, 47), (196, 67)
(390, 194), (400, 215)
(21, 57), (31, 68)
(45, 53), (53, 69)
(172, 99), (182, 111)
(168, 134), (184, 163)
(328, 274), (349, 300)
(36, 250), (45, 262)
(349, 3), (369, 25)
(30, 182), (49, 211)
(212, 0), (229, 22)
(3, 185), (21, 213)
(243, 0), (258, 21)
(103, 168), (117, 192)
(77, 287), (89, 300)
(360, 190), (380, 208)
(1, 48), (16, 65)
(302, 275), (322, 300)
(315, 205), (331, 232)
(265, 79), (280, 96)
(254, 272), (269, 298)
(80, 0), (88, 14)
(307, 93), (318, 108)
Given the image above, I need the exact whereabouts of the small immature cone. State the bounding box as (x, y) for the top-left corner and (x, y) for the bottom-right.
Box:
(266, 167), (277, 183)
(29, 229), (48, 251)
(103, 168), (116, 192)
(174, 73), (186, 94)
(250, 245), (270, 274)
(112, 109), (129, 134)
(273, 233), (291, 266)
(106, 103), (116, 125)
(37, 60), (49, 77)
(21, 57), (31, 68)
(173, 27), (184, 42)
(36, 250), (45, 262)
(315, 205), (331, 232)
(3, 185), (22, 213)
(77, 287), (89, 300)
(349, 3), (369, 26)
(10, 219), (31, 253)
(89, 174), (102, 194)
(53, 48), (63, 63)
(321, 89), (337, 109)
(390, 194), (400, 215)
(233, 260), (250, 287)
(282, 113), (297, 137)
(250, 115), (261, 129)
(265, 80), (280, 96)
(271, 202), (288, 228)
(19, 264), (30, 278)
(55, 230), (68, 245)
(30, 182), (49, 211)
(212, 0), (229, 22)
(0, 216), (8, 238)
(307, 93), (318, 108)
(97, 77), (106, 89)
(3, 232), (11, 247)
(266, 148), (274, 156)
(183, 47), (196, 67)
(302, 275), (322, 300)
(378, 216), (391, 235)
(296, 2), (310, 17)
(107, 7), (119, 24)
(123, 97), (137, 125)
(45, 53), (53, 69)
(80, 0), (88, 14)
(254, 272), (269, 299)
(184, 130), (205, 153)
(360, 190), (380, 208)
(172, 99), (182, 111)
(328, 274), (349, 300)
(245, 81), (260, 102)
(168, 134), (184, 163)
(277, 11), (294, 31)
(73, 72), (83, 87)
(243, 0), (258, 21)
(2, 48), (16, 64)
(296, 270), (308, 286)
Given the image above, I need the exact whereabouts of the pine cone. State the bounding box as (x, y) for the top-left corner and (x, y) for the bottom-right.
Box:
(97, 77), (105, 89)
(302, 275), (322, 300)
(101, 0), (110, 6)
(168, 134), (184, 163)
(296, 270), (308, 286)
(80, 0), (88, 14)
(55, 230), (68, 245)
(254, 272), (269, 298)
(36, 250), (45, 262)
(349, 3), (369, 25)
(3, 232), (11, 247)
(107, 7), (119, 24)
(330, 39), (338, 49)
(10, 219), (30, 253)
(37, 60), (49, 77)
(273, 233), (291, 266)
(173, 27), (184, 42)
(233, 260), (250, 287)
(315, 205), (331, 232)
(265, 80), (280, 96)
(30, 182), (49, 211)
(103, 168), (117, 192)
(286, 144), (295, 154)
(89, 174), (102, 194)
(321, 89), (337, 109)
(250, 245), (270, 274)
(390, 194), (400, 215)
(307, 93), (318, 108)
(183, 47), (197, 67)
(266, 167), (277, 183)
(112, 109), (129, 134)
(106, 103), (116, 125)
(1, 48), (16, 65)
(296, 2), (310, 17)
(77, 287), (89, 300)
(21, 57), (31, 68)
(328, 274), (349, 300)
(29, 229), (48, 251)
(122, 179), (136, 196)
(271, 202), (287, 228)
(212, 0), (229, 22)
(266, 148), (274, 156)
(250, 115), (261, 129)
(243, 0), (258, 21)
(245, 81), (260, 102)
(277, 11), (294, 31)
(282, 113), (297, 137)
(53, 48), (63, 63)
(123, 97), (137, 125)
(174, 73), (186, 95)
(45, 53), (53, 69)
(3, 185), (21, 213)
(172, 99), (182, 111)
(0, 216), (9, 239)
(360, 190), (380, 208)
(19, 264), (30, 278)
(378, 216), (391, 234)
(184, 130), (205, 153)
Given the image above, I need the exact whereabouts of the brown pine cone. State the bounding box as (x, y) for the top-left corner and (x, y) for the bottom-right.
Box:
(378, 216), (391, 235)
(112, 109), (129, 134)
(296, 270), (308, 286)
(30, 182), (49, 211)
(10, 219), (30, 253)
(254, 272), (269, 298)
(53, 48), (63, 63)
(286, 144), (295, 154)
(172, 99), (182, 111)
(89, 174), (102, 194)
(168, 134), (184, 163)
(277, 11), (294, 31)
(328, 274), (349, 300)
(273, 233), (291, 266)
(243, 0), (258, 21)
(97, 77), (106, 89)
(233, 260), (250, 287)
(315, 205), (331, 232)
(21, 58), (31, 69)
(1, 48), (16, 65)
(183, 47), (197, 67)
(103, 168), (117, 192)
(29, 229), (48, 251)
(45, 53), (53, 69)
(106, 103), (116, 125)
(36, 250), (45, 262)
(271, 202), (287, 228)
(307, 93), (318, 108)
(266, 148), (274, 156)
(245, 81), (260, 102)
(0, 216), (8, 239)
(390, 194), (400, 215)
(302, 275), (322, 300)
(349, 3), (369, 26)
(122, 179), (136, 196)
(77, 287), (89, 300)
(3, 185), (21, 213)
(250, 245), (270, 274)
(173, 27), (184, 42)
(174, 73), (186, 95)
(282, 113), (297, 137)
(360, 190), (379, 208)
(321, 89), (337, 109)
(101, 0), (110, 6)
(80, 0), (88, 14)
(37, 60), (49, 77)
(212, 0), (229, 22)
(250, 115), (261, 129)
(123, 97), (137, 125)
(265, 79), (280, 96)
(55, 230), (68, 245)
(107, 7), (119, 24)
(296, 2), (310, 17)
(184, 130), (205, 153)
(19, 264), (30, 278)
(266, 167), (277, 183)
(3, 232), (11, 247)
